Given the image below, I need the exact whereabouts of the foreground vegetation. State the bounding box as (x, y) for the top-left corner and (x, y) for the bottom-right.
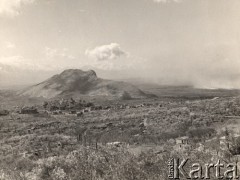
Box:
(1, 89), (240, 179)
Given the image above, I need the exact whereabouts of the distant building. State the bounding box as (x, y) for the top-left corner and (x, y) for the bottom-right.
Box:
(176, 136), (189, 145)
(219, 136), (228, 150)
(196, 143), (205, 152)
(70, 110), (76, 114)
(83, 109), (89, 113)
(219, 134), (240, 151)
(0, 110), (9, 116)
(52, 111), (59, 115)
(77, 112), (83, 117)
(20, 107), (38, 114)
(106, 142), (128, 148)
(175, 136), (192, 151)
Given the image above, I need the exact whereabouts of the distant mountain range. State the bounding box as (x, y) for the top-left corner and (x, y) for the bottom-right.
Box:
(20, 69), (155, 99)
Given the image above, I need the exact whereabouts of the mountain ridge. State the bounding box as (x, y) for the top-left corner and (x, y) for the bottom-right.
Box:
(20, 69), (155, 99)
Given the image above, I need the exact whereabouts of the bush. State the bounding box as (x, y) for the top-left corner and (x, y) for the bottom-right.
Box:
(120, 92), (132, 100)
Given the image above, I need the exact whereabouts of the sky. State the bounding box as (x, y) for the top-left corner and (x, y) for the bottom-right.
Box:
(0, 0), (240, 89)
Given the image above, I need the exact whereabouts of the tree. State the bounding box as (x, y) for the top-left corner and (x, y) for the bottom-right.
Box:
(120, 91), (132, 100)
(43, 101), (48, 109)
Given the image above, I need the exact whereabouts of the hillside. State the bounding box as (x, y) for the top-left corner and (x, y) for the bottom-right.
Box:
(20, 69), (154, 99)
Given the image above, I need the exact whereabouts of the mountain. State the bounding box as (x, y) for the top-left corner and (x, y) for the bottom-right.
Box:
(19, 69), (155, 99)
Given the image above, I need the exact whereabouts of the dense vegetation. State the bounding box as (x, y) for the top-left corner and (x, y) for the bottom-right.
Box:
(1, 91), (240, 179)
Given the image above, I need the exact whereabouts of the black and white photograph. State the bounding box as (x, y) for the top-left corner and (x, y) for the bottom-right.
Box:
(1, 0), (240, 179)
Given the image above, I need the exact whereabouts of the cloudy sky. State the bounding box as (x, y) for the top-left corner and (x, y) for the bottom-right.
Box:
(0, 0), (240, 88)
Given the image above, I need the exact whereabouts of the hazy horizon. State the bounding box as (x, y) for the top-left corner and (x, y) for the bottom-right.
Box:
(1, 0), (240, 89)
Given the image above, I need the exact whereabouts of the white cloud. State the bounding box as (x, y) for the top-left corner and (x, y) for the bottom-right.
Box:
(44, 47), (75, 60)
(0, 0), (35, 17)
(0, 55), (58, 86)
(5, 42), (16, 49)
(153, 0), (183, 3)
(0, 55), (51, 71)
(85, 43), (127, 61)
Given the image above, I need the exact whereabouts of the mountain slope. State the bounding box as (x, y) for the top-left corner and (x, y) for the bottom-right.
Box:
(20, 69), (154, 99)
